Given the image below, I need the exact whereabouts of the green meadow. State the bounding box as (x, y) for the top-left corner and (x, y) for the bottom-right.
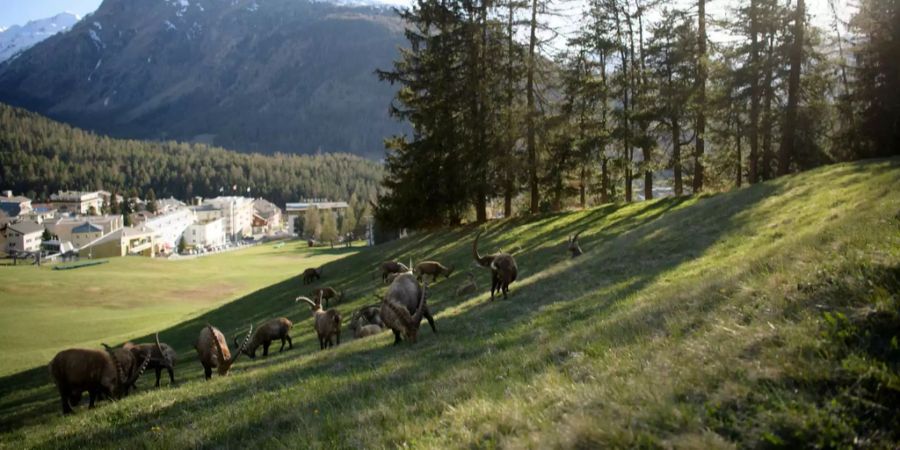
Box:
(0, 159), (898, 448)
(0, 243), (355, 377)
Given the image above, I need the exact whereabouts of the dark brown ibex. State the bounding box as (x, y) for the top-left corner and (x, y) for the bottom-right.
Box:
(302, 267), (322, 284)
(414, 261), (454, 282)
(473, 232), (518, 300)
(378, 260), (409, 283)
(296, 293), (342, 349)
(381, 277), (429, 344)
(49, 335), (159, 414)
(567, 230), (584, 258)
(310, 287), (344, 308)
(235, 317), (293, 359)
(195, 324), (253, 380)
(122, 334), (177, 387)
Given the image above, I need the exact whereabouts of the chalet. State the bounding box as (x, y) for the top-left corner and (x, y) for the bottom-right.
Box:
(50, 190), (104, 215)
(284, 200), (348, 235)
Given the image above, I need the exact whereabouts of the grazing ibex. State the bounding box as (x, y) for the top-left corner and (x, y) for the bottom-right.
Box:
(122, 335), (177, 387)
(378, 260), (409, 283)
(296, 293), (342, 349)
(49, 335), (159, 414)
(455, 271), (478, 298)
(195, 324), (253, 380)
(567, 230), (584, 258)
(473, 232), (518, 300)
(381, 277), (430, 344)
(310, 287), (344, 308)
(236, 317), (293, 359)
(302, 267), (322, 284)
(415, 261), (455, 282)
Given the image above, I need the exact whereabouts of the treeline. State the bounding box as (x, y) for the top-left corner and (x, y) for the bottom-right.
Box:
(0, 103), (383, 208)
(375, 0), (900, 228)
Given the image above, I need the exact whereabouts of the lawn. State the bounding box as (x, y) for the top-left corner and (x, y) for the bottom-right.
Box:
(0, 241), (358, 377)
(0, 159), (897, 448)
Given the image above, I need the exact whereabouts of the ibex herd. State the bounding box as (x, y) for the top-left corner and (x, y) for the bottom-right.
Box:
(48, 229), (566, 415)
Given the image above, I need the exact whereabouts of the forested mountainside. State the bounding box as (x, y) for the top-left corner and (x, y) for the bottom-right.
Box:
(0, 0), (407, 159)
(0, 103), (383, 207)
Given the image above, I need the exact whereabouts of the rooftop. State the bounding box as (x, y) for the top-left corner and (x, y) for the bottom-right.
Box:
(7, 221), (44, 235)
(72, 222), (104, 233)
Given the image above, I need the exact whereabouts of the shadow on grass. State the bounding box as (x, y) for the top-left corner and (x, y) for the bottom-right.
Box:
(0, 180), (781, 442)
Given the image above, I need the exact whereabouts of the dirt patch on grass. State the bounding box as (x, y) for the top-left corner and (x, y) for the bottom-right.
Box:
(170, 283), (242, 304)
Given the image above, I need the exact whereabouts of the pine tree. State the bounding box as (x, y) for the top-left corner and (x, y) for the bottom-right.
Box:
(146, 188), (158, 214)
(303, 206), (321, 239)
(320, 211), (338, 243)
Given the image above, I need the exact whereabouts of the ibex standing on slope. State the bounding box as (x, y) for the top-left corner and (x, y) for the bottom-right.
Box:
(310, 287), (344, 308)
(473, 232), (518, 300)
(195, 324), (253, 380)
(455, 271), (478, 298)
(121, 334), (177, 387)
(414, 261), (454, 282)
(49, 334), (160, 414)
(302, 267), (322, 284)
(378, 260), (409, 284)
(381, 277), (430, 344)
(235, 317), (293, 358)
(567, 230), (584, 258)
(296, 292), (342, 349)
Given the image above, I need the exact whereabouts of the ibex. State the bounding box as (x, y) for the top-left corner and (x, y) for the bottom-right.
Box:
(567, 230), (584, 258)
(348, 304), (384, 338)
(378, 260), (409, 283)
(381, 276), (430, 344)
(235, 317), (293, 358)
(455, 271), (478, 298)
(49, 335), (159, 414)
(473, 232), (518, 300)
(414, 261), (455, 282)
(296, 292), (342, 349)
(122, 336), (177, 387)
(195, 324), (253, 380)
(302, 267), (322, 284)
(311, 287), (344, 308)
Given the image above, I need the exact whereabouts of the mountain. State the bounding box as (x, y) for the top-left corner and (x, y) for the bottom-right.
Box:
(0, 12), (79, 63)
(0, 0), (407, 160)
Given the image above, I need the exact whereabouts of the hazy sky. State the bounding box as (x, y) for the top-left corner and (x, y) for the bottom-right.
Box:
(0, 0), (102, 29)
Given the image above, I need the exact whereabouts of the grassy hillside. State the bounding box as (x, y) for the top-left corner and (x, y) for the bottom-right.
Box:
(1, 159), (898, 448)
(0, 243), (356, 377)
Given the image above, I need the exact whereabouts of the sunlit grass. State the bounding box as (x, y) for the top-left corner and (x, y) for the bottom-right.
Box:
(0, 158), (897, 448)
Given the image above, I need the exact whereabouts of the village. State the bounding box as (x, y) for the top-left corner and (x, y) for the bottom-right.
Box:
(0, 189), (357, 264)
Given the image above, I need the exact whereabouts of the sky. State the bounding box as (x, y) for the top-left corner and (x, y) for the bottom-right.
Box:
(0, 0), (102, 29)
(1, 0), (852, 41)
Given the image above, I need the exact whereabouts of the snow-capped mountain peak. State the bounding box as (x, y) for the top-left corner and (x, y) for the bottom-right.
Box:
(0, 12), (80, 63)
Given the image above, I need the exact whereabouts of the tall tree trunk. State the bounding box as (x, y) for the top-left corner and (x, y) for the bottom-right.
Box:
(526, 0), (539, 213)
(778, 0), (804, 175)
(475, 0), (488, 223)
(736, 115), (743, 187)
(748, 0), (761, 183)
(503, 0), (516, 218)
(601, 158), (610, 203)
(624, 3), (635, 203)
(761, 33), (775, 179)
(673, 119), (683, 195)
(693, 0), (707, 193)
(638, 4), (652, 201)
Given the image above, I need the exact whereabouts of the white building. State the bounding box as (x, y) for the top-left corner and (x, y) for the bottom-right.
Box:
(4, 221), (44, 253)
(184, 218), (226, 248)
(197, 197), (253, 240)
(141, 207), (195, 250)
(285, 200), (349, 235)
(50, 190), (104, 215)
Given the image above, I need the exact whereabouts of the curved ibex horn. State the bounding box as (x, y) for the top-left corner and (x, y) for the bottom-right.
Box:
(154, 332), (169, 366)
(295, 296), (316, 308)
(412, 281), (428, 324)
(104, 344), (126, 383)
(127, 347), (154, 385)
(228, 324), (253, 366)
